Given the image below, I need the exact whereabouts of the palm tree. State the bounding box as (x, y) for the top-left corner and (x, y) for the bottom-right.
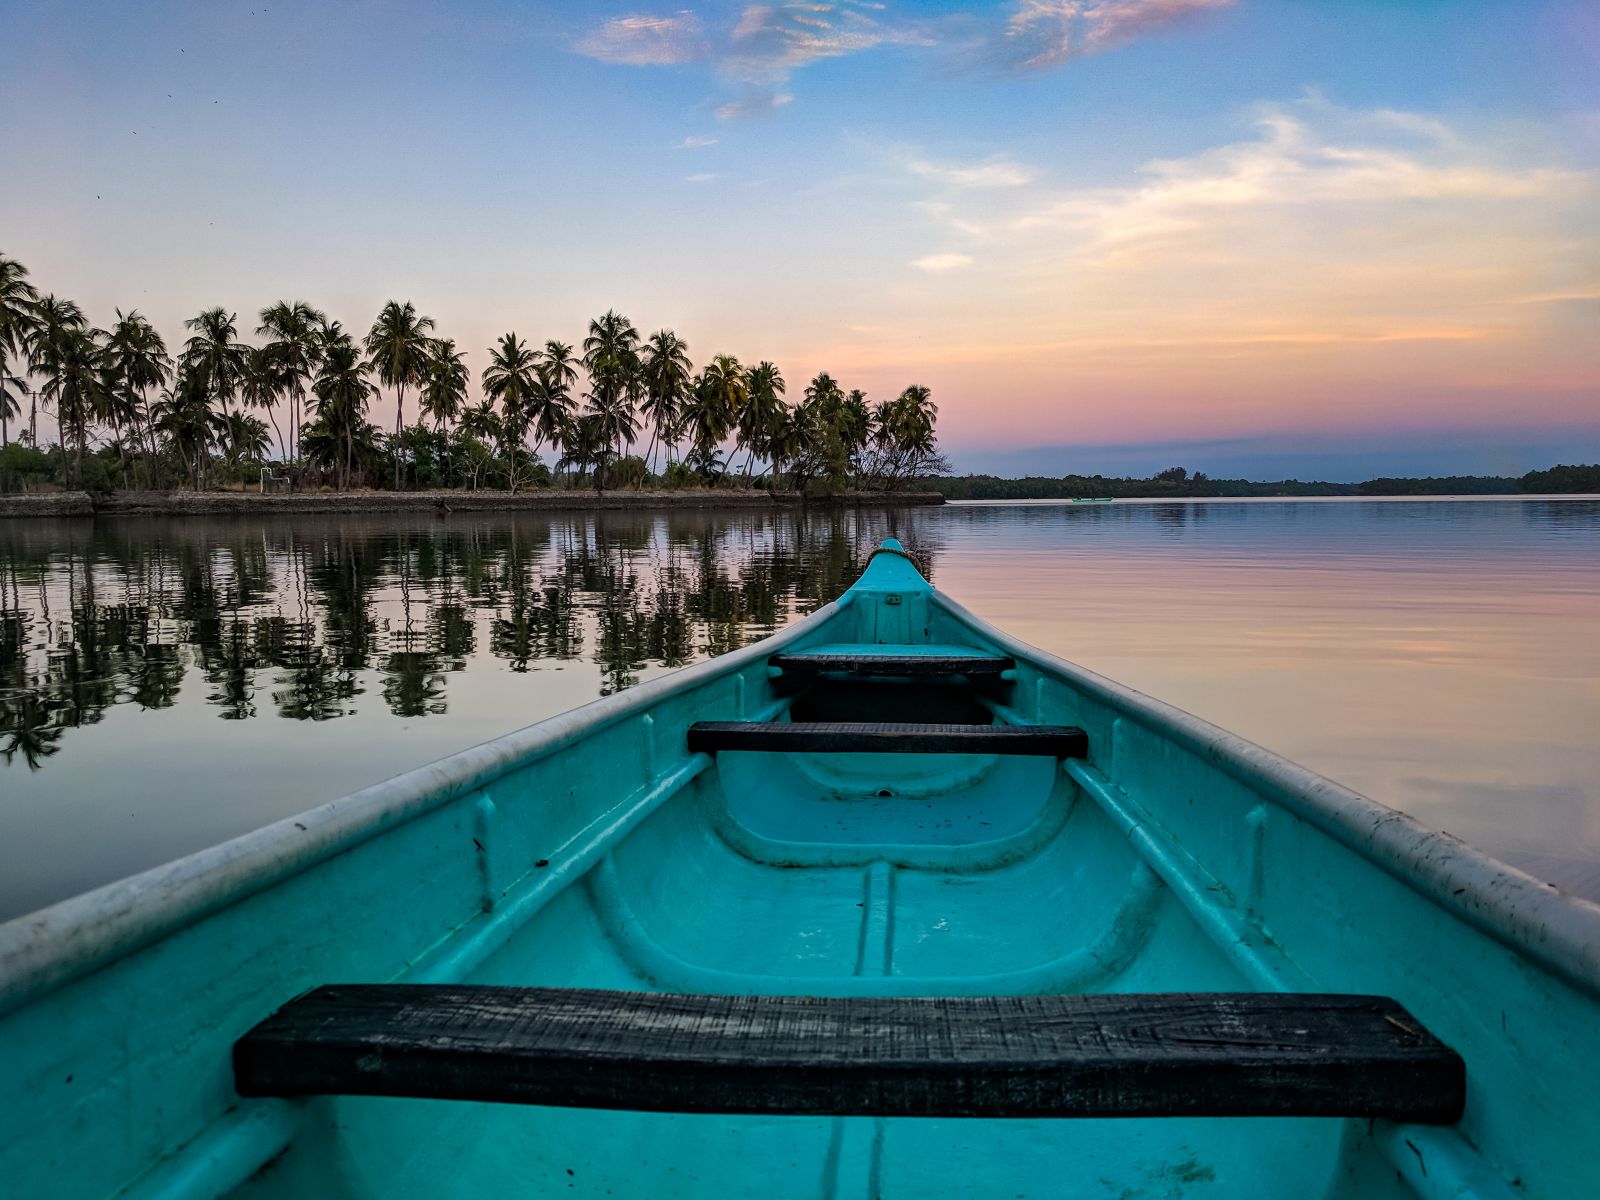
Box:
(459, 397), (500, 444)
(316, 316), (350, 354)
(840, 388), (872, 475)
(237, 345), (291, 473)
(764, 403), (806, 489)
(889, 384), (937, 447)
(868, 384), (939, 490)
(419, 338), (469, 431)
(556, 412), (610, 490)
(364, 301), (436, 490)
(541, 339), (580, 395)
(0, 255), (40, 447)
(481, 333), (540, 491)
(804, 371), (845, 417)
(583, 391), (639, 492)
(581, 310), (641, 460)
(220, 411), (272, 468)
(181, 307), (248, 418)
(455, 398), (500, 489)
(686, 354), (747, 480)
(531, 341), (580, 466)
(640, 329), (691, 473)
(257, 301), (326, 465)
(152, 364), (223, 489)
(26, 295), (86, 447)
(0, 366), (22, 448)
(36, 326), (109, 482)
(105, 310), (171, 476)
(419, 338), (469, 488)
(740, 361), (786, 477)
(311, 340), (375, 490)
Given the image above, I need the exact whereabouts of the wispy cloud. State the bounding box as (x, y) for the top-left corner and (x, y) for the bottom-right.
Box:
(675, 135), (719, 149)
(906, 155), (1034, 188)
(1513, 289), (1600, 304)
(575, 12), (707, 66)
(1001, 97), (1591, 268)
(911, 252), (976, 272)
(881, 95), (1597, 402)
(715, 90), (794, 120)
(569, 3), (920, 118)
(723, 1), (936, 83)
(684, 172), (718, 183)
(983, 0), (1236, 72)
(573, 2), (1237, 113)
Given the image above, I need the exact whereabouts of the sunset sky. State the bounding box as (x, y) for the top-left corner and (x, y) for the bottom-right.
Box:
(2, 0), (1596, 479)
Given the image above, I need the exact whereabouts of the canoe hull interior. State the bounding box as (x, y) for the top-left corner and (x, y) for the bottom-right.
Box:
(1, 542), (1596, 1199)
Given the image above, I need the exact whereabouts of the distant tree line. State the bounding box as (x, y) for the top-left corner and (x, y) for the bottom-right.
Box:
(928, 464), (1600, 500)
(0, 252), (946, 495)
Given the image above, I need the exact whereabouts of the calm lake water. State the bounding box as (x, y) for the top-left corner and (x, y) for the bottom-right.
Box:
(2, 497), (1597, 920)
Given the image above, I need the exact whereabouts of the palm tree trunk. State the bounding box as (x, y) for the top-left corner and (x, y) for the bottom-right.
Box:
(394, 384), (404, 491)
(265, 405), (285, 466)
(113, 416), (128, 488)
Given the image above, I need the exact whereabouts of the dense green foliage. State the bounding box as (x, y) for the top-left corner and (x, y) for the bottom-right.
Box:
(1520, 464), (1600, 494)
(1359, 475), (1519, 496)
(0, 252), (945, 495)
(929, 465), (1599, 500)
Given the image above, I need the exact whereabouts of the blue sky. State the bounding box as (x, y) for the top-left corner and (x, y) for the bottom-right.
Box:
(2, 0), (1596, 479)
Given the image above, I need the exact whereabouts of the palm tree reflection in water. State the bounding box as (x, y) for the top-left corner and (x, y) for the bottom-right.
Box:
(0, 510), (937, 769)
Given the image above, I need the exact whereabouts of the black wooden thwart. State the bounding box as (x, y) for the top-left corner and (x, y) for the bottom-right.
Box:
(686, 721), (1088, 758)
(234, 985), (1465, 1121)
(769, 653), (1015, 678)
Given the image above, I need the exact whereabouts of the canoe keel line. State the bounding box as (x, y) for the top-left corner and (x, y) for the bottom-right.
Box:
(1, 539), (1596, 1199)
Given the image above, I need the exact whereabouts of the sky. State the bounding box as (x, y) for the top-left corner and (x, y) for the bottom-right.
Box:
(1, 0), (1597, 480)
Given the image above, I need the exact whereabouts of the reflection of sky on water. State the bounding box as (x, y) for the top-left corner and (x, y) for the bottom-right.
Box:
(1, 498), (1596, 918)
(933, 498), (1600, 899)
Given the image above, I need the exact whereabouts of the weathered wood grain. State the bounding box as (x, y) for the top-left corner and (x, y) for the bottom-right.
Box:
(686, 721), (1088, 758)
(234, 986), (1465, 1121)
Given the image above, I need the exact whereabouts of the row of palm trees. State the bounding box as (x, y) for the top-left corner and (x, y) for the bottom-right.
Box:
(0, 252), (945, 493)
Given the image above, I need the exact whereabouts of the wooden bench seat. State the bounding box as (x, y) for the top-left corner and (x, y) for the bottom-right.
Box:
(234, 985), (1465, 1121)
(686, 721), (1088, 758)
(769, 652), (1015, 679)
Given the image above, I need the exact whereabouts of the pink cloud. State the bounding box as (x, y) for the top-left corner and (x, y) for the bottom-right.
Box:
(575, 12), (707, 66)
(993, 0), (1236, 71)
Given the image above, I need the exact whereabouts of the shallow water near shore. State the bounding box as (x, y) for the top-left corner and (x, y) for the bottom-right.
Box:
(1, 496), (1597, 920)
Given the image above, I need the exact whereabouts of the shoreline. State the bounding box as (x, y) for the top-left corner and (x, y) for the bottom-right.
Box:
(0, 488), (946, 520)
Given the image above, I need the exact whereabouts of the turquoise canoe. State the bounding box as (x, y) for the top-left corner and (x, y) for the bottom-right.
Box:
(2, 539), (1597, 1199)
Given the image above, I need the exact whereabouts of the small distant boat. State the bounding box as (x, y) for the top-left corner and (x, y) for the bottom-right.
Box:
(1072, 496), (1114, 502)
(2, 539), (1596, 1198)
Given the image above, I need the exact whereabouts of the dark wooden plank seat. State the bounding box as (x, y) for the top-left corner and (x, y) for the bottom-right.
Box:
(234, 986), (1465, 1122)
(769, 652), (1015, 679)
(687, 721), (1088, 758)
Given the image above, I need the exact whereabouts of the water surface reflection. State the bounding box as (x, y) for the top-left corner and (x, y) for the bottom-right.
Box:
(2, 498), (1596, 919)
(0, 510), (937, 917)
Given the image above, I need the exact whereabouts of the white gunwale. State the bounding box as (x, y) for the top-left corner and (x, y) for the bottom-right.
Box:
(0, 598), (852, 1016)
(930, 590), (1600, 1000)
